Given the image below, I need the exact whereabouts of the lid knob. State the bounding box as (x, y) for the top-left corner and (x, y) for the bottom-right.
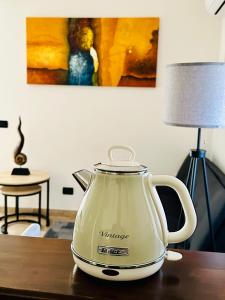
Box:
(94, 145), (148, 173)
(108, 145), (138, 166)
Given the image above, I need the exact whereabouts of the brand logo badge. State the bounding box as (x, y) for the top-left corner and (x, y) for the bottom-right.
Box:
(98, 246), (129, 256)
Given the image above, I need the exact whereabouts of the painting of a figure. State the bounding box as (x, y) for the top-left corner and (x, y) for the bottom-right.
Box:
(26, 17), (160, 87)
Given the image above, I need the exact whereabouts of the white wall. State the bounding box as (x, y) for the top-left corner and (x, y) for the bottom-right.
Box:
(208, 16), (225, 172)
(0, 0), (222, 210)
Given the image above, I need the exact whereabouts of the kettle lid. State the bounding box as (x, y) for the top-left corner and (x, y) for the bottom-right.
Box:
(94, 145), (148, 174)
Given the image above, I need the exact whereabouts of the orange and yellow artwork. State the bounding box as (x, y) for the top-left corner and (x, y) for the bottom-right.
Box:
(26, 17), (160, 87)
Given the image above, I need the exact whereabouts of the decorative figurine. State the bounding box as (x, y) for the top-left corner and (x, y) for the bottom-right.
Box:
(11, 117), (30, 175)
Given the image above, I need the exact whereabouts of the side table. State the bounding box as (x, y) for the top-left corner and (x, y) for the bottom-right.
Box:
(0, 171), (50, 233)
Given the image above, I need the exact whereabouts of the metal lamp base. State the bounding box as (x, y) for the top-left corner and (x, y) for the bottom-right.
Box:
(177, 128), (216, 251)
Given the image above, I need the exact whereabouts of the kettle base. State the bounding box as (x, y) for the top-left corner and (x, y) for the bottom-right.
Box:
(73, 255), (164, 281)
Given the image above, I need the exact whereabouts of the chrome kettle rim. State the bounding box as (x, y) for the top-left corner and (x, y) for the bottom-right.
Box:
(71, 244), (165, 270)
(94, 168), (149, 175)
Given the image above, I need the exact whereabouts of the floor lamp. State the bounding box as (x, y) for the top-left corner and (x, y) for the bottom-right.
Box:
(164, 62), (225, 251)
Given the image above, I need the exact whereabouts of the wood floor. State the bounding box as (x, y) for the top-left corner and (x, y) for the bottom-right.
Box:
(0, 208), (75, 237)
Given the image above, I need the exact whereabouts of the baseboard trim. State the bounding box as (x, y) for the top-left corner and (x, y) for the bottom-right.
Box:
(0, 207), (77, 219)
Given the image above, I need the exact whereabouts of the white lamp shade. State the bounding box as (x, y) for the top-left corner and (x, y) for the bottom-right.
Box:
(164, 62), (225, 128)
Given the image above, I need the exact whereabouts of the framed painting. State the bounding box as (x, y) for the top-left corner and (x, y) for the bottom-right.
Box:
(26, 17), (160, 87)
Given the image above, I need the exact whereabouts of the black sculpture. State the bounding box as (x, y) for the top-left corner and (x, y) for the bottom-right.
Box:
(11, 117), (30, 175)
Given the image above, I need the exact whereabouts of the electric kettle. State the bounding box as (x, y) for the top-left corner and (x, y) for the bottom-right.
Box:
(72, 145), (197, 281)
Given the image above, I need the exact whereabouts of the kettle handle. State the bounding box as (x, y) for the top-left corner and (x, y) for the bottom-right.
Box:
(151, 175), (197, 244)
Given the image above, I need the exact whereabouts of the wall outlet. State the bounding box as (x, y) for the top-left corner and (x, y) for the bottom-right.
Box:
(0, 120), (8, 128)
(62, 187), (74, 195)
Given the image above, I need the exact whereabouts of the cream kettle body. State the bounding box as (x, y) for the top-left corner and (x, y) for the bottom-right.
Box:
(72, 145), (197, 281)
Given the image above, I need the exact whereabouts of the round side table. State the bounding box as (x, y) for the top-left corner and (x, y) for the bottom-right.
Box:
(0, 171), (50, 234)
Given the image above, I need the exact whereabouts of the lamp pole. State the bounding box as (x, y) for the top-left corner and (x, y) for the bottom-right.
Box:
(184, 128), (216, 251)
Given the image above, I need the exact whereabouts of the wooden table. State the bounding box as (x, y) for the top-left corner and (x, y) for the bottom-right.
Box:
(0, 171), (50, 228)
(0, 235), (224, 299)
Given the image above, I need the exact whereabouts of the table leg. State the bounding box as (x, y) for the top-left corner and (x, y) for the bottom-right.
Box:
(38, 192), (41, 226)
(4, 195), (8, 234)
(16, 196), (19, 221)
(46, 180), (50, 226)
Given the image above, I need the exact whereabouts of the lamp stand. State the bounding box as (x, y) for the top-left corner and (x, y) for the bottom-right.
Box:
(178, 128), (216, 251)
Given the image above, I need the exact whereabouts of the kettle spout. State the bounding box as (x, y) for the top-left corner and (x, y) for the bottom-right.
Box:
(72, 169), (93, 192)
